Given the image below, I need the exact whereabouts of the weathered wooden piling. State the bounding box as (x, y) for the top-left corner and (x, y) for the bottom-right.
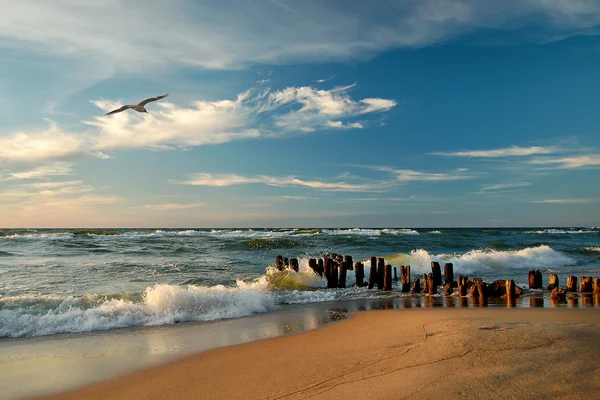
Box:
(580, 276), (593, 293)
(317, 259), (324, 277)
(384, 265), (393, 290)
(431, 261), (442, 287)
(594, 277), (600, 294)
(470, 278), (485, 299)
(412, 277), (421, 293)
(422, 273), (429, 294)
(457, 275), (467, 297)
(393, 267), (398, 281)
(289, 258), (299, 272)
(443, 282), (453, 296)
(325, 259), (338, 289)
(284, 258), (289, 267)
(377, 258), (385, 290)
(505, 279), (516, 299)
(444, 263), (454, 286)
(308, 258), (317, 275)
(368, 257), (377, 289)
(400, 265), (411, 292)
(566, 276), (578, 292)
(344, 255), (353, 268)
(354, 262), (364, 286)
(547, 273), (559, 290)
(338, 261), (349, 288)
(528, 270), (542, 289)
(275, 255), (284, 271)
(550, 287), (566, 302)
(427, 273), (436, 295)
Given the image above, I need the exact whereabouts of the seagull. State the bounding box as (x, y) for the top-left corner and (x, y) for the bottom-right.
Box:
(104, 94), (169, 116)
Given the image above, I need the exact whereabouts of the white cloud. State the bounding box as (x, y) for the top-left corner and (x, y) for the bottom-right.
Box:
(431, 146), (555, 157)
(176, 173), (388, 192)
(325, 121), (364, 129)
(529, 154), (600, 169)
(5, 162), (73, 180)
(0, 120), (85, 167)
(0, 84), (395, 167)
(532, 198), (596, 204)
(1, 1), (599, 78)
(480, 182), (531, 191)
(143, 203), (205, 211)
(381, 168), (474, 182)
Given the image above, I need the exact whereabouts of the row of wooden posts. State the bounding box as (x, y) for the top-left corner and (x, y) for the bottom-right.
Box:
(274, 254), (600, 301)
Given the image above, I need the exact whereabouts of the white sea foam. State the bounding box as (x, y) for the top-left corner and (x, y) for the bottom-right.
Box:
(2, 232), (74, 240)
(401, 245), (575, 275)
(585, 247), (600, 252)
(528, 229), (596, 234)
(322, 228), (419, 236)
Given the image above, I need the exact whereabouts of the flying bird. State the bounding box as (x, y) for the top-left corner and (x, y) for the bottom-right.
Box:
(104, 94), (169, 116)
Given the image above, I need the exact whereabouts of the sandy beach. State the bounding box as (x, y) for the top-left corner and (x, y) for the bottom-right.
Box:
(40, 308), (600, 400)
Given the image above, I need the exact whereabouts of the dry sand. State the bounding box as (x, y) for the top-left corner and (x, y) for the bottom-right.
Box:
(41, 308), (600, 400)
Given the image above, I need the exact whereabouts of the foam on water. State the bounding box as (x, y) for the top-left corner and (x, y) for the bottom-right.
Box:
(381, 245), (575, 275)
(528, 229), (596, 235)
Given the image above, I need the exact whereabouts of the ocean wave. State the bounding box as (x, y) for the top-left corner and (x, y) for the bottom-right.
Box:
(1, 232), (74, 241)
(527, 229), (597, 235)
(0, 283), (276, 338)
(322, 228), (419, 236)
(380, 245), (575, 275)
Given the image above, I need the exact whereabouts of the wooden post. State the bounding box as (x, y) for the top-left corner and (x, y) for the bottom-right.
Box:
(289, 258), (299, 272)
(368, 257), (377, 289)
(457, 275), (467, 297)
(580, 276), (593, 293)
(326, 259), (338, 289)
(284, 258), (289, 267)
(431, 262), (442, 287)
(412, 277), (421, 293)
(275, 255), (284, 271)
(505, 279), (516, 299)
(422, 273), (429, 294)
(528, 270), (542, 289)
(354, 262), (364, 286)
(443, 282), (453, 296)
(317, 259), (324, 277)
(547, 273), (559, 290)
(308, 258), (316, 275)
(566, 276), (578, 292)
(344, 255), (353, 264)
(338, 261), (348, 288)
(470, 278), (482, 298)
(476, 278), (486, 301)
(384, 265), (392, 290)
(393, 267), (398, 281)
(444, 263), (454, 286)
(332, 262), (339, 289)
(377, 258), (385, 290)
(427, 273), (436, 295)
(400, 265), (411, 292)
(593, 277), (600, 294)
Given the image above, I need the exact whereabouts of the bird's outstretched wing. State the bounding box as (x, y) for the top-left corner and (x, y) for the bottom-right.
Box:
(105, 105), (133, 115)
(138, 94), (169, 107)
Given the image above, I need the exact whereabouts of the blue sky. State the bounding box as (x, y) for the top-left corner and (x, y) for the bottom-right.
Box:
(1, 0), (600, 228)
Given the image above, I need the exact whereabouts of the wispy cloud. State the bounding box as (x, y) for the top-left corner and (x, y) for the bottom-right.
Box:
(378, 167), (475, 182)
(480, 182), (531, 192)
(532, 198), (597, 204)
(143, 203), (205, 211)
(430, 146), (555, 157)
(4, 162), (73, 180)
(175, 173), (388, 192)
(325, 121), (364, 129)
(315, 74), (337, 83)
(528, 154), (600, 169)
(2, 1), (599, 79)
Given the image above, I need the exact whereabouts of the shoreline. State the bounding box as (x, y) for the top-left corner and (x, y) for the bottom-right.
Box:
(37, 307), (600, 400)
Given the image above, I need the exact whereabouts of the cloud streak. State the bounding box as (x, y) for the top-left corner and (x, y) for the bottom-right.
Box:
(175, 173), (388, 192)
(532, 198), (597, 204)
(431, 146), (555, 157)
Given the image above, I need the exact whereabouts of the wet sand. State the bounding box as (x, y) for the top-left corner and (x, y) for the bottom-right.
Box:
(41, 308), (600, 400)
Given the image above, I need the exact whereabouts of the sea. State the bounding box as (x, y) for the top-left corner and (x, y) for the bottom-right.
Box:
(1, 227), (599, 338)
